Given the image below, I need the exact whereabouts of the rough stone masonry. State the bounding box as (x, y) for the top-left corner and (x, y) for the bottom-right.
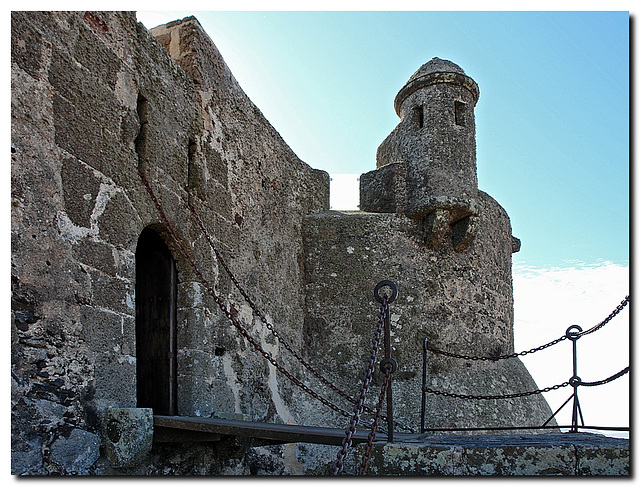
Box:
(11, 11), (628, 475)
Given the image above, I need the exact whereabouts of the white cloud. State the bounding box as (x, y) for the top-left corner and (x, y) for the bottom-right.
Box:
(513, 261), (629, 436)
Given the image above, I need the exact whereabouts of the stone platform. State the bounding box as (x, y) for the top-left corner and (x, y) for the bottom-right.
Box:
(341, 432), (629, 476)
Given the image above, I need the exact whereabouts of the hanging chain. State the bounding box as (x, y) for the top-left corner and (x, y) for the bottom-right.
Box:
(428, 336), (567, 362)
(428, 295), (629, 362)
(188, 199), (415, 433)
(578, 296), (629, 337)
(423, 381), (570, 400)
(580, 366), (629, 387)
(358, 362), (394, 475)
(333, 296), (388, 475)
(139, 170), (353, 420)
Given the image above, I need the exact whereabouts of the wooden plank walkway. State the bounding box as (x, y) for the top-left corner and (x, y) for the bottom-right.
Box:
(154, 415), (418, 446)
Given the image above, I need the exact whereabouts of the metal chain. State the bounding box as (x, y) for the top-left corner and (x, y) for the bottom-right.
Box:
(188, 199), (415, 433)
(139, 170), (353, 420)
(580, 366), (629, 387)
(427, 336), (567, 362)
(578, 296), (629, 337)
(138, 171), (631, 449)
(423, 381), (570, 400)
(359, 362), (393, 476)
(428, 295), (629, 362)
(333, 297), (387, 475)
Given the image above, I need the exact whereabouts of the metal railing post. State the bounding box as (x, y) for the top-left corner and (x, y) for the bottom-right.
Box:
(541, 324), (585, 432)
(566, 325), (584, 433)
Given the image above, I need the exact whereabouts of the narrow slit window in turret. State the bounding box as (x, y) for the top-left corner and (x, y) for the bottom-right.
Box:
(454, 100), (466, 126)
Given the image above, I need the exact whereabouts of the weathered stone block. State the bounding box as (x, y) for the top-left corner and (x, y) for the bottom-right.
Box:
(85, 269), (132, 316)
(61, 157), (100, 228)
(71, 239), (117, 276)
(50, 428), (101, 474)
(74, 22), (122, 90)
(97, 189), (141, 249)
(50, 45), (125, 175)
(103, 408), (153, 468)
(359, 163), (406, 213)
(93, 352), (136, 406)
(79, 306), (129, 353)
(11, 435), (44, 475)
(576, 445), (630, 475)
(11, 12), (45, 79)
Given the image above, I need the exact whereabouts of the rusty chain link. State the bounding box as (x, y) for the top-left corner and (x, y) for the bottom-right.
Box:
(428, 295), (629, 362)
(188, 198), (415, 433)
(333, 296), (388, 475)
(139, 170), (354, 420)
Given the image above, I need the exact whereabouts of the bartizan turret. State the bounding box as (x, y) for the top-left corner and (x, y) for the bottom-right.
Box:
(360, 57), (480, 251)
(303, 58), (552, 436)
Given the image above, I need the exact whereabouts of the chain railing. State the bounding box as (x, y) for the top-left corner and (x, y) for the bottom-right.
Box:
(140, 170), (628, 473)
(359, 362), (394, 475)
(333, 281), (398, 475)
(426, 296), (629, 361)
(420, 297), (630, 434)
(187, 199), (414, 433)
(333, 288), (387, 474)
(140, 171), (414, 437)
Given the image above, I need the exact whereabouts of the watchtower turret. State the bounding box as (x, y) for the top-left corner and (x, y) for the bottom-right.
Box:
(360, 58), (480, 250)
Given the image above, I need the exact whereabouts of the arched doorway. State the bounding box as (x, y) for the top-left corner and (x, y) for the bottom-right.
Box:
(135, 227), (178, 415)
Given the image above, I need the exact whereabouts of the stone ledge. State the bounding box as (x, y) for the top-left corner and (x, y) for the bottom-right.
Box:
(347, 432), (629, 476)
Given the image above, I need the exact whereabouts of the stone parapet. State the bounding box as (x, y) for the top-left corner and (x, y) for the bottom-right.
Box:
(343, 433), (629, 476)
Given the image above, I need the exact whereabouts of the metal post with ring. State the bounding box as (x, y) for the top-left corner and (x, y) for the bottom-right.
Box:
(374, 280), (399, 442)
(542, 324), (585, 432)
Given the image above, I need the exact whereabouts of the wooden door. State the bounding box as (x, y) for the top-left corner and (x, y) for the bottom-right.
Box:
(135, 228), (178, 415)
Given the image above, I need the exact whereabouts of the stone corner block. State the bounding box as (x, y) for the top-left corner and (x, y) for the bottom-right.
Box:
(102, 408), (154, 468)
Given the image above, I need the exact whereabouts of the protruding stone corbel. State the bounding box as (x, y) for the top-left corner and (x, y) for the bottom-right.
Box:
(511, 236), (521, 253)
(422, 209), (451, 249)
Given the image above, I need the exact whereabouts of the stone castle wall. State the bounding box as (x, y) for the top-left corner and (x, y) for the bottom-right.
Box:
(11, 11), (328, 474)
(12, 11), (559, 476)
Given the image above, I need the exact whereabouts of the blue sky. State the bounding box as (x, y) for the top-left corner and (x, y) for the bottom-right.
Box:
(136, 10), (630, 431)
(138, 10), (629, 269)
